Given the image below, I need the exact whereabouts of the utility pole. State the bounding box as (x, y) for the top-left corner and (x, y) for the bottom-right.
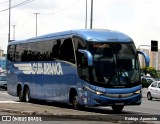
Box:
(85, 0), (88, 29)
(8, 0), (11, 42)
(12, 25), (16, 40)
(90, 0), (93, 29)
(34, 13), (40, 37)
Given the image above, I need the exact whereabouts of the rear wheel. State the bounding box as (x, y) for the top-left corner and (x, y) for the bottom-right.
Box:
(147, 92), (152, 100)
(18, 86), (24, 102)
(112, 105), (124, 113)
(24, 87), (31, 102)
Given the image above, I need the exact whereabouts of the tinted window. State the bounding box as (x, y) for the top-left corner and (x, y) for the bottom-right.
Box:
(21, 43), (37, 61)
(11, 38), (75, 63)
(51, 40), (61, 60)
(73, 36), (87, 65)
(73, 36), (86, 50)
(7, 45), (15, 62)
(15, 44), (23, 62)
(40, 40), (53, 61)
(59, 38), (75, 64)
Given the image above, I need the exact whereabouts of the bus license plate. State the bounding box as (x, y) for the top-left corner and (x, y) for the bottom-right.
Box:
(115, 103), (124, 105)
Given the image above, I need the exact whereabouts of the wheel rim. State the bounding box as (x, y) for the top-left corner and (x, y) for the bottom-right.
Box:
(18, 87), (24, 102)
(148, 94), (150, 99)
(19, 90), (23, 101)
(25, 89), (30, 102)
(148, 93), (151, 100)
(73, 96), (78, 109)
(19, 90), (22, 98)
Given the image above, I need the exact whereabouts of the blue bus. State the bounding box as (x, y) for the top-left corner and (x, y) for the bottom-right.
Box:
(7, 29), (149, 112)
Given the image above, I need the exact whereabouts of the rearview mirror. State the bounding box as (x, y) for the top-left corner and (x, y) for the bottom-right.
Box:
(78, 49), (93, 66)
(137, 50), (150, 67)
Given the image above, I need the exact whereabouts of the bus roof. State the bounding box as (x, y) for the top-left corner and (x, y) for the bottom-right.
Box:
(8, 29), (133, 45)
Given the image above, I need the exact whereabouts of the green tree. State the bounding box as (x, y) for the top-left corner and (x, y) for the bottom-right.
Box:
(142, 66), (158, 78)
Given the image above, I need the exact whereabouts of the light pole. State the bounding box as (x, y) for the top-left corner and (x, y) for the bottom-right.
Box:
(34, 13), (40, 37)
(90, 0), (93, 29)
(12, 25), (16, 40)
(8, 0), (11, 42)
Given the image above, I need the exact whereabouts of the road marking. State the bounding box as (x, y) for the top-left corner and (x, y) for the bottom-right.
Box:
(0, 101), (20, 103)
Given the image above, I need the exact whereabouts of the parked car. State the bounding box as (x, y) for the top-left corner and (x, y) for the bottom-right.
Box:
(0, 75), (7, 90)
(147, 81), (160, 100)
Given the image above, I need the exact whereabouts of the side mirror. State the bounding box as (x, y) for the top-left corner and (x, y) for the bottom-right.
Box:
(78, 49), (93, 66)
(151, 40), (158, 52)
(137, 50), (150, 67)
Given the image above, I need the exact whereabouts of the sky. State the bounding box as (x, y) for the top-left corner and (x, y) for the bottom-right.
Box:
(0, 0), (160, 53)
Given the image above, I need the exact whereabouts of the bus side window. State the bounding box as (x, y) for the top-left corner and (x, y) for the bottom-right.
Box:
(51, 40), (61, 60)
(15, 44), (22, 62)
(60, 38), (75, 64)
(73, 37), (87, 66)
(7, 45), (15, 62)
(73, 37), (90, 81)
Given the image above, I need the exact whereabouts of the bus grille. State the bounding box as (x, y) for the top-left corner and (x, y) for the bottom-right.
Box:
(103, 93), (134, 98)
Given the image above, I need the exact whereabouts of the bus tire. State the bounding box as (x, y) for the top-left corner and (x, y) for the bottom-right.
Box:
(24, 87), (31, 103)
(18, 86), (24, 102)
(72, 95), (79, 110)
(112, 105), (124, 113)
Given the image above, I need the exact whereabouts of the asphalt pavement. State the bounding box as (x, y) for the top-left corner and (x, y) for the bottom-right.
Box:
(0, 88), (150, 123)
(142, 88), (147, 98)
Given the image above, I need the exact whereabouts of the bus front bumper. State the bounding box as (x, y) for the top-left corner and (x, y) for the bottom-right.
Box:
(91, 93), (141, 107)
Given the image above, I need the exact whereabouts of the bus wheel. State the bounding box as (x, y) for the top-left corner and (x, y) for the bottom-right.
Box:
(18, 87), (24, 102)
(24, 87), (31, 102)
(112, 105), (124, 113)
(72, 95), (79, 110)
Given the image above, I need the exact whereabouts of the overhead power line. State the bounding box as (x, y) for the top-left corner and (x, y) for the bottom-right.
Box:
(0, 0), (36, 13)
(0, 0), (16, 5)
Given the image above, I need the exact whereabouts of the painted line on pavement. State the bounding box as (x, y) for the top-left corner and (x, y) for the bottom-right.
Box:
(0, 101), (20, 103)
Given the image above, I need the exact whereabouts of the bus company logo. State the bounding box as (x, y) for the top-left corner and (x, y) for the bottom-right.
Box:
(31, 62), (63, 75)
(14, 62), (63, 75)
(118, 94), (123, 98)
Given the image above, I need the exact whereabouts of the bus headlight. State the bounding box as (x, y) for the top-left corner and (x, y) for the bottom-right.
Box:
(96, 91), (105, 95)
(84, 86), (104, 95)
(134, 90), (141, 94)
(84, 86), (96, 93)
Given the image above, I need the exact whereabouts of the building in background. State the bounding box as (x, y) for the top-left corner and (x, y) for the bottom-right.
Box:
(0, 49), (4, 57)
(139, 49), (160, 70)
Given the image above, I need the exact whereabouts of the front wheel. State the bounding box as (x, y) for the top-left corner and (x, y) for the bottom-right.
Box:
(112, 105), (124, 113)
(72, 95), (79, 110)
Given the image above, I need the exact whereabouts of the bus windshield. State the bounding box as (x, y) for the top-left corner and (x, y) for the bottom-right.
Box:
(89, 42), (140, 88)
